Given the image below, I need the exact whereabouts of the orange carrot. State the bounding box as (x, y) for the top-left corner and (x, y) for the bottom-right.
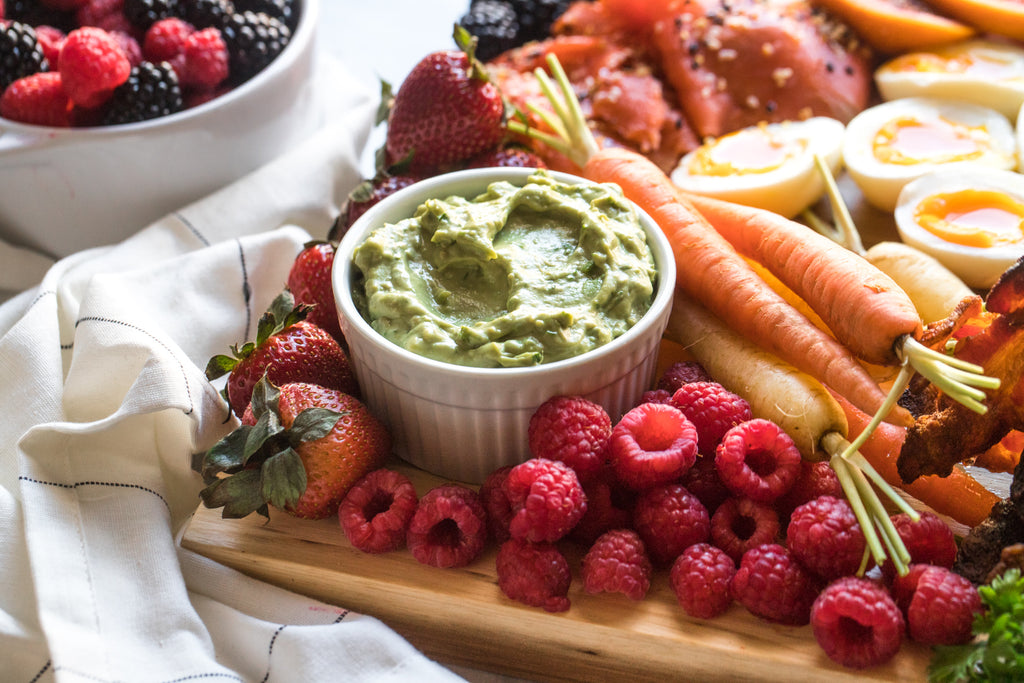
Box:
(973, 429), (1023, 474)
(584, 146), (900, 423)
(680, 190), (924, 367)
(831, 390), (1000, 528)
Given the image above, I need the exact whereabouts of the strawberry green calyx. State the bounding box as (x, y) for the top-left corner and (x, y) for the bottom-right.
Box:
(204, 290), (312, 381)
(453, 23), (488, 83)
(198, 376), (343, 519)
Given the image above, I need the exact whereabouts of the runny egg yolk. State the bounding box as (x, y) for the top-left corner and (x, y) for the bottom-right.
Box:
(887, 52), (1018, 80)
(873, 116), (989, 165)
(914, 189), (1024, 248)
(687, 126), (804, 177)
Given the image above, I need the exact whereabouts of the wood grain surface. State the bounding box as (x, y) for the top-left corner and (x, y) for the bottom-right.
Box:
(181, 459), (934, 683)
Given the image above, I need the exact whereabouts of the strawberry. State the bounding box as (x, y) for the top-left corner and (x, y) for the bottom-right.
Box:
(198, 376), (392, 519)
(286, 241), (345, 345)
(384, 25), (505, 173)
(205, 290), (359, 418)
(330, 172), (421, 241)
(464, 143), (547, 170)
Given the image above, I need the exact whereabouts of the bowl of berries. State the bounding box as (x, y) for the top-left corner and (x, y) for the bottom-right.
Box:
(333, 165), (676, 484)
(0, 0), (319, 258)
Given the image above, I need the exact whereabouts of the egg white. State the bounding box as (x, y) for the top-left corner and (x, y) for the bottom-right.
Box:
(843, 96), (1017, 213)
(875, 39), (1024, 121)
(894, 166), (1024, 289)
(669, 118), (844, 219)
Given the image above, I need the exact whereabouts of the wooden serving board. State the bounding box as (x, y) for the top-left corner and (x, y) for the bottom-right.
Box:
(180, 459), (934, 683)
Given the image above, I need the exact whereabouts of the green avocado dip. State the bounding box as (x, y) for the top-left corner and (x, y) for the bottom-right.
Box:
(350, 170), (658, 368)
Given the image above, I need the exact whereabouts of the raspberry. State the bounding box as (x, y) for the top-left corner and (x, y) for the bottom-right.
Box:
(109, 29), (142, 64)
(889, 562), (931, 613)
(478, 465), (513, 543)
(142, 17), (193, 61)
(895, 565), (981, 645)
(681, 455), (731, 515)
(656, 360), (711, 393)
(881, 511), (958, 581)
(1, 21), (49, 92)
(503, 458), (586, 543)
(731, 543), (820, 626)
(569, 471), (634, 546)
(75, 0), (130, 33)
(786, 495), (867, 581)
(632, 483), (709, 565)
(406, 483), (488, 569)
(774, 460), (842, 520)
(181, 25), (226, 88)
(710, 496), (780, 563)
(58, 26), (132, 107)
(34, 24), (66, 69)
(637, 388), (672, 406)
(670, 542), (736, 619)
(714, 419), (801, 504)
(581, 529), (652, 600)
(338, 468), (418, 554)
(0, 71), (73, 126)
(608, 402), (698, 491)
(670, 381), (752, 455)
(811, 576), (904, 669)
(527, 395), (611, 482)
(495, 538), (571, 613)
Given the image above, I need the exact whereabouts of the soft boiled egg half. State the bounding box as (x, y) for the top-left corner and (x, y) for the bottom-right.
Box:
(843, 96), (1017, 212)
(894, 166), (1024, 289)
(875, 39), (1024, 121)
(669, 118), (844, 218)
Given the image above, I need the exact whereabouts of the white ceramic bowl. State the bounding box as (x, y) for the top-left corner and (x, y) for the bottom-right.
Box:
(0, 0), (320, 258)
(333, 167), (676, 484)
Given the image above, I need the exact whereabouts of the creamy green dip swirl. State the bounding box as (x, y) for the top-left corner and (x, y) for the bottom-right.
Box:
(351, 170), (658, 367)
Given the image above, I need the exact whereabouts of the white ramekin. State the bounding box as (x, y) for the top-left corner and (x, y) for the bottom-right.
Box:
(333, 167), (676, 484)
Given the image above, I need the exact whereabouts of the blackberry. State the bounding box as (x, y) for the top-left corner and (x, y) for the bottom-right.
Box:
(124, 0), (182, 30)
(459, 0), (519, 62)
(3, 0), (76, 32)
(1, 22), (49, 93)
(179, 0), (236, 29)
(507, 0), (572, 43)
(220, 10), (290, 85)
(101, 61), (183, 126)
(234, 0), (299, 32)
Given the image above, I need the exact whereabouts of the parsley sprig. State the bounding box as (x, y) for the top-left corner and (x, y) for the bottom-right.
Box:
(929, 569), (1024, 682)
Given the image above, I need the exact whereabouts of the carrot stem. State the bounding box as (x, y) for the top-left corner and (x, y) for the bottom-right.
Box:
(841, 363), (915, 460)
(813, 153), (865, 255)
(898, 337), (1000, 415)
(824, 430), (914, 576)
(830, 451), (887, 569)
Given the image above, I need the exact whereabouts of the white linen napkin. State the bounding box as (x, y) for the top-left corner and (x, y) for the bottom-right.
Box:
(0, 61), (466, 682)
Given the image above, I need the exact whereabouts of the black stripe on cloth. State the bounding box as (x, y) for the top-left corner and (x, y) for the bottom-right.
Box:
(72, 316), (195, 416)
(174, 213), (210, 248)
(18, 477), (170, 513)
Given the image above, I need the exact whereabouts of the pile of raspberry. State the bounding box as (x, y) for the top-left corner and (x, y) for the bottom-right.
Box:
(0, 0), (296, 127)
(335, 360), (984, 672)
